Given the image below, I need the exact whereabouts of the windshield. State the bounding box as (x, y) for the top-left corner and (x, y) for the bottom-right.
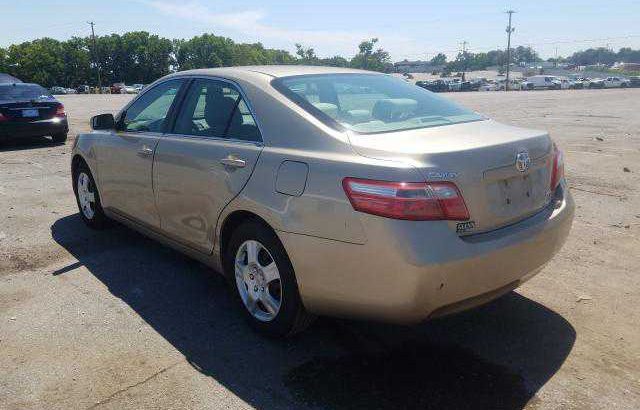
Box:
(272, 74), (483, 134)
(0, 84), (52, 101)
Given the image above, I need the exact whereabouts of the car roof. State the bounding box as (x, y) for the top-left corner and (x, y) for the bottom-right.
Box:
(172, 65), (377, 79)
(0, 82), (43, 87)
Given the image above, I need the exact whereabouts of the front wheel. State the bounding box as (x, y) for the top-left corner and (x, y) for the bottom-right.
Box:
(72, 162), (110, 229)
(224, 220), (314, 337)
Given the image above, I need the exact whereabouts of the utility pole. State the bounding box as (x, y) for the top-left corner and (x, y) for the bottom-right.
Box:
(87, 21), (102, 93)
(460, 41), (469, 81)
(505, 10), (516, 91)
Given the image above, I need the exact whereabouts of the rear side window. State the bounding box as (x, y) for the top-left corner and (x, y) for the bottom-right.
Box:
(0, 84), (52, 101)
(173, 79), (261, 142)
(123, 79), (183, 133)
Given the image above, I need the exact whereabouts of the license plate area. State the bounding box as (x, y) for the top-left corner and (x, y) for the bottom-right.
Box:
(22, 109), (39, 118)
(487, 166), (549, 219)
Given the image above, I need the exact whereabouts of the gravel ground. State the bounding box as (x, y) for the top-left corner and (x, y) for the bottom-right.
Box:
(0, 89), (639, 410)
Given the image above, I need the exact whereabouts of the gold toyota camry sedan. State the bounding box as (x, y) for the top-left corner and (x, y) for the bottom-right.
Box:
(71, 66), (574, 336)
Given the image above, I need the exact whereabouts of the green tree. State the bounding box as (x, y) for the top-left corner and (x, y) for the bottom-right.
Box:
(0, 47), (8, 73)
(320, 56), (349, 67)
(512, 46), (540, 64)
(295, 44), (319, 64)
(568, 47), (617, 66)
(350, 38), (391, 72)
(429, 53), (447, 66)
(174, 33), (236, 70)
(5, 38), (66, 87)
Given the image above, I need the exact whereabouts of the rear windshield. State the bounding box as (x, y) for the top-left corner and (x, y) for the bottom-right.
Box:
(272, 74), (483, 134)
(0, 84), (52, 101)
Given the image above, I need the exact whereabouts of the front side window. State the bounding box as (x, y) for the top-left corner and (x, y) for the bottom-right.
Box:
(272, 74), (483, 134)
(173, 79), (261, 142)
(123, 79), (183, 133)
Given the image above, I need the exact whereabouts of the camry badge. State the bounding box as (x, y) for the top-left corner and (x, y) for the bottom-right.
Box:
(515, 151), (531, 173)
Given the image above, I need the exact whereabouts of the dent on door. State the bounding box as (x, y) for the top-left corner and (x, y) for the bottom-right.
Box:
(153, 137), (262, 253)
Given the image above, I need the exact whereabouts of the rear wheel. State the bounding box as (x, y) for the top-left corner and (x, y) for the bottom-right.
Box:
(224, 220), (314, 337)
(72, 162), (110, 229)
(51, 133), (68, 143)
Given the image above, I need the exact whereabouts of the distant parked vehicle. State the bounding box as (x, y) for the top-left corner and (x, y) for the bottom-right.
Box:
(132, 84), (144, 92)
(478, 80), (498, 91)
(497, 79), (522, 91)
(522, 75), (561, 90)
(110, 83), (126, 94)
(0, 83), (68, 143)
(123, 85), (138, 94)
(65, 88), (77, 94)
(569, 78), (587, 89)
(416, 80), (448, 93)
(447, 78), (463, 92)
(50, 86), (67, 95)
(586, 78), (605, 89)
(603, 77), (630, 88)
(76, 85), (90, 94)
(460, 79), (482, 92)
(629, 76), (640, 88)
(100, 86), (112, 94)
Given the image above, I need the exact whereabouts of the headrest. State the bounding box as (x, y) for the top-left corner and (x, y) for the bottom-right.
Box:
(204, 86), (240, 136)
(312, 102), (338, 119)
(371, 98), (418, 122)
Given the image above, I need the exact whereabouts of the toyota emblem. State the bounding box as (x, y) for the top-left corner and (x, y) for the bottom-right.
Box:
(515, 151), (531, 172)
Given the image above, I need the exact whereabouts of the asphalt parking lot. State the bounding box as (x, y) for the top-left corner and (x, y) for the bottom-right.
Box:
(1, 89), (639, 409)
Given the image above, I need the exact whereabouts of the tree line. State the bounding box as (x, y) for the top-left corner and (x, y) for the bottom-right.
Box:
(1, 30), (639, 88)
(0, 32), (391, 88)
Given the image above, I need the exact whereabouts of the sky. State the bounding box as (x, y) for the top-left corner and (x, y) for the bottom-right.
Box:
(2, 0), (640, 61)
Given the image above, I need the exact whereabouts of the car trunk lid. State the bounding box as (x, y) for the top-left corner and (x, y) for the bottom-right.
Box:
(347, 120), (554, 234)
(0, 99), (60, 123)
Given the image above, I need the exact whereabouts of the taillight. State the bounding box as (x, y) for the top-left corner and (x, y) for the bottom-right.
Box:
(55, 104), (66, 118)
(342, 178), (470, 221)
(550, 143), (564, 190)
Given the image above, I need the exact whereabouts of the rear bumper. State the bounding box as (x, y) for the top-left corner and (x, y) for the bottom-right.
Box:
(280, 183), (574, 323)
(0, 118), (68, 138)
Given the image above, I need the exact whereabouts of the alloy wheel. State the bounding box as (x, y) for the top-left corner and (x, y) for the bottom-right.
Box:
(234, 240), (282, 322)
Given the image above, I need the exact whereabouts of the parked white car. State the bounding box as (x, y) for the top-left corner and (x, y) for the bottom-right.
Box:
(603, 77), (630, 88)
(478, 81), (498, 91)
(522, 75), (561, 90)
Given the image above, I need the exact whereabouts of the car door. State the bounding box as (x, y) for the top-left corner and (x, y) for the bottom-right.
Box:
(153, 78), (263, 253)
(96, 79), (185, 228)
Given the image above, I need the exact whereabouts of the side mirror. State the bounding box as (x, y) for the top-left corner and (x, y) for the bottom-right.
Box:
(90, 113), (115, 130)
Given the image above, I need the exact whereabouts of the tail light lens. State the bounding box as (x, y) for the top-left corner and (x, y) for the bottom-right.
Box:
(342, 178), (470, 221)
(55, 104), (66, 118)
(550, 143), (564, 190)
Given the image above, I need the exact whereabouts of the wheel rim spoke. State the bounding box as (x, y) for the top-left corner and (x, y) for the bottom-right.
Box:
(260, 292), (279, 315)
(262, 262), (279, 283)
(245, 241), (258, 265)
(245, 293), (258, 314)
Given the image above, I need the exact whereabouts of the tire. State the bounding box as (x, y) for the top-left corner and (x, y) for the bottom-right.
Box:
(224, 220), (314, 337)
(621, 83), (628, 88)
(52, 133), (68, 143)
(72, 161), (110, 229)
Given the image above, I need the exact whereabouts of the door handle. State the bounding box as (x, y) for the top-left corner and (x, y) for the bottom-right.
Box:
(137, 146), (154, 157)
(220, 156), (246, 168)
